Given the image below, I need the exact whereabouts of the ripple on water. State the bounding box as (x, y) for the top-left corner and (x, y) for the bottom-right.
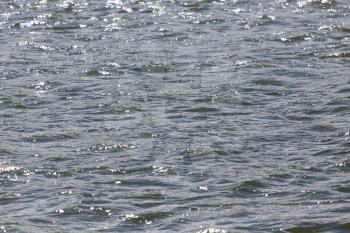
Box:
(132, 62), (173, 73)
(86, 143), (137, 153)
(23, 133), (77, 143)
(85, 69), (111, 76)
(111, 105), (140, 114)
(322, 52), (350, 58)
(181, 2), (210, 12)
(253, 78), (285, 86)
(232, 180), (267, 197)
(280, 34), (312, 43)
(123, 212), (171, 224)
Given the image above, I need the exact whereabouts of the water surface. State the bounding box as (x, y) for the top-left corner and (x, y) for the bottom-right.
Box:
(0, 0), (350, 232)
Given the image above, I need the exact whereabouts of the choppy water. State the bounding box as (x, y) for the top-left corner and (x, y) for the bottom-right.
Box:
(0, 0), (350, 232)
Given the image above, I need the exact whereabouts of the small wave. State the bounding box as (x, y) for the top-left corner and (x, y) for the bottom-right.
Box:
(123, 211), (171, 224)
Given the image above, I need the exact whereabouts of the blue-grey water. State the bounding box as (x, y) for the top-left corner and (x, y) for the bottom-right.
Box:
(0, 0), (350, 232)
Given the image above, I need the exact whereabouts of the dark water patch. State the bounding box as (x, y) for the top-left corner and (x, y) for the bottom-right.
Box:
(305, 124), (338, 133)
(213, 148), (243, 156)
(310, 148), (335, 157)
(286, 221), (350, 233)
(172, 194), (218, 206)
(126, 192), (167, 201)
(213, 111), (250, 116)
(291, 174), (330, 186)
(185, 106), (219, 113)
(0, 148), (11, 156)
(28, 218), (55, 224)
(118, 179), (173, 189)
(50, 24), (82, 32)
(44, 156), (74, 163)
(335, 185), (350, 193)
(338, 223), (350, 231)
(329, 105), (348, 114)
(253, 78), (285, 86)
(268, 173), (294, 183)
(336, 87), (350, 94)
(232, 180), (267, 197)
(304, 108), (328, 115)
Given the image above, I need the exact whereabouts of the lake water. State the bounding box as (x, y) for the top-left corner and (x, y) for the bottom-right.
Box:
(0, 0), (350, 232)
